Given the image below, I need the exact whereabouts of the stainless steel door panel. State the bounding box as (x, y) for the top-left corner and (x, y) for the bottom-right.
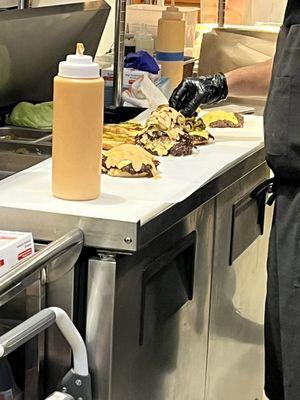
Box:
(86, 256), (116, 400)
(230, 190), (264, 264)
(108, 202), (214, 400)
(205, 164), (271, 400)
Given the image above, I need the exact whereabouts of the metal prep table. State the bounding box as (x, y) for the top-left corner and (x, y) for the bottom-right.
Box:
(0, 127), (270, 400)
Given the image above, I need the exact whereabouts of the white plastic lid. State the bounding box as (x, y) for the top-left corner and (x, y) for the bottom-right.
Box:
(58, 43), (100, 79)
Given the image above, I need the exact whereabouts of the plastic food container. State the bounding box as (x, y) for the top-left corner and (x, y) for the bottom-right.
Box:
(126, 4), (200, 48)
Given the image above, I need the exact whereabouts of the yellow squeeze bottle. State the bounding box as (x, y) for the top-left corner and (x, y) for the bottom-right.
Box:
(52, 43), (104, 201)
(156, 0), (186, 91)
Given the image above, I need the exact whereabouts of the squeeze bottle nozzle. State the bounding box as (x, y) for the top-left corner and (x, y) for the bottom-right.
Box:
(162, 0), (183, 20)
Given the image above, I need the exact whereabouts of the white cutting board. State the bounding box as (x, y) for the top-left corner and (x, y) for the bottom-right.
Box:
(0, 113), (264, 224)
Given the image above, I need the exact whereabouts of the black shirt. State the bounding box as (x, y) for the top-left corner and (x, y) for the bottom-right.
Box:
(284, 0), (300, 26)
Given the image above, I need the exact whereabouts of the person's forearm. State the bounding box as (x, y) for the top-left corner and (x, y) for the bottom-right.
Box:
(225, 59), (273, 97)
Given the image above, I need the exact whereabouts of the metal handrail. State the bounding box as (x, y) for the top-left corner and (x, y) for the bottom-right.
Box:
(0, 308), (56, 357)
(0, 307), (92, 400)
(0, 307), (88, 376)
(0, 229), (84, 299)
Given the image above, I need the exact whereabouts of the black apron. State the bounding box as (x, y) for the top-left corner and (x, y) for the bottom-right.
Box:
(264, 1), (300, 399)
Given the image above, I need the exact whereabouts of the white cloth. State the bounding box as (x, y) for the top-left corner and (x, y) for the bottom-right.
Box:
(122, 75), (168, 108)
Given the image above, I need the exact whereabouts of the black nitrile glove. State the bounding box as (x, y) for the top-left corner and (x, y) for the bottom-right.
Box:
(169, 73), (228, 117)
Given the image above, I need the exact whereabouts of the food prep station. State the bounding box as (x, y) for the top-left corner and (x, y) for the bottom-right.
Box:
(0, 2), (271, 400)
(0, 123), (270, 400)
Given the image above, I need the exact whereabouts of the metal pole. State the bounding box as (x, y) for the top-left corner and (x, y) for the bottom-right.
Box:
(113, 0), (126, 107)
(218, 0), (226, 27)
(18, 0), (25, 9)
(18, 0), (31, 9)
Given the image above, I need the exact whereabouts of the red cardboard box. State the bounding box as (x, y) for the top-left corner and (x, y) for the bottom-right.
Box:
(0, 231), (34, 277)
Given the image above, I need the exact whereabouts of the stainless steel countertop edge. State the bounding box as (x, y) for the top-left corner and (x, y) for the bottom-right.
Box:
(139, 144), (266, 249)
(0, 208), (139, 252)
(0, 145), (266, 251)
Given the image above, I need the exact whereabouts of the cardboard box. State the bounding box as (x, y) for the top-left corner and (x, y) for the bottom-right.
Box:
(0, 231), (35, 277)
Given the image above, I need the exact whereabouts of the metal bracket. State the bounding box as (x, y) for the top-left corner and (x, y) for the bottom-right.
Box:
(45, 392), (74, 400)
(59, 370), (92, 400)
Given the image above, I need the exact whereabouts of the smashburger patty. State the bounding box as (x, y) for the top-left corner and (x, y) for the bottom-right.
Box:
(102, 155), (159, 177)
(101, 144), (160, 178)
(135, 106), (210, 157)
(208, 113), (244, 128)
(135, 131), (194, 157)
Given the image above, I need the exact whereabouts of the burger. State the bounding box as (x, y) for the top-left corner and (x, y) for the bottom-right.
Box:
(202, 111), (244, 128)
(136, 129), (194, 157)
(135, 105), (210, 157)
(183, 117), (214, 146)
(102, 144), (160, 178)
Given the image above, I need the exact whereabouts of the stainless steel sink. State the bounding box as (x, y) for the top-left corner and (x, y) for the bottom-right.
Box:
(0, 127), (52, 144)
(0, 142), (51, 180)
(0, 171), (13, 180)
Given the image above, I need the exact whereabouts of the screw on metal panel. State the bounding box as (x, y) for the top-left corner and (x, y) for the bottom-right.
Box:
(124, 236), (132, 244)
(62, 387), (67, 393)
(75, 379), (82, 387)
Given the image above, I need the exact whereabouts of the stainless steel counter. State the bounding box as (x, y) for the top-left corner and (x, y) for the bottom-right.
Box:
(0, 142), (264, 252)
(84, 157), (270, 400)
(0, 132), (269, 399)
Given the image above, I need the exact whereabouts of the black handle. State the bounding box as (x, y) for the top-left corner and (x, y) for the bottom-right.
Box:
(139, 233), (196, 345)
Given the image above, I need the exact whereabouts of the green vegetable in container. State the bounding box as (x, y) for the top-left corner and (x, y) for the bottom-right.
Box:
(7, 101), (53, 129)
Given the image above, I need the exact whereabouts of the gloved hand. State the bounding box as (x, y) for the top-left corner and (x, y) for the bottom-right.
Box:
(169, 73), (228, 117)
